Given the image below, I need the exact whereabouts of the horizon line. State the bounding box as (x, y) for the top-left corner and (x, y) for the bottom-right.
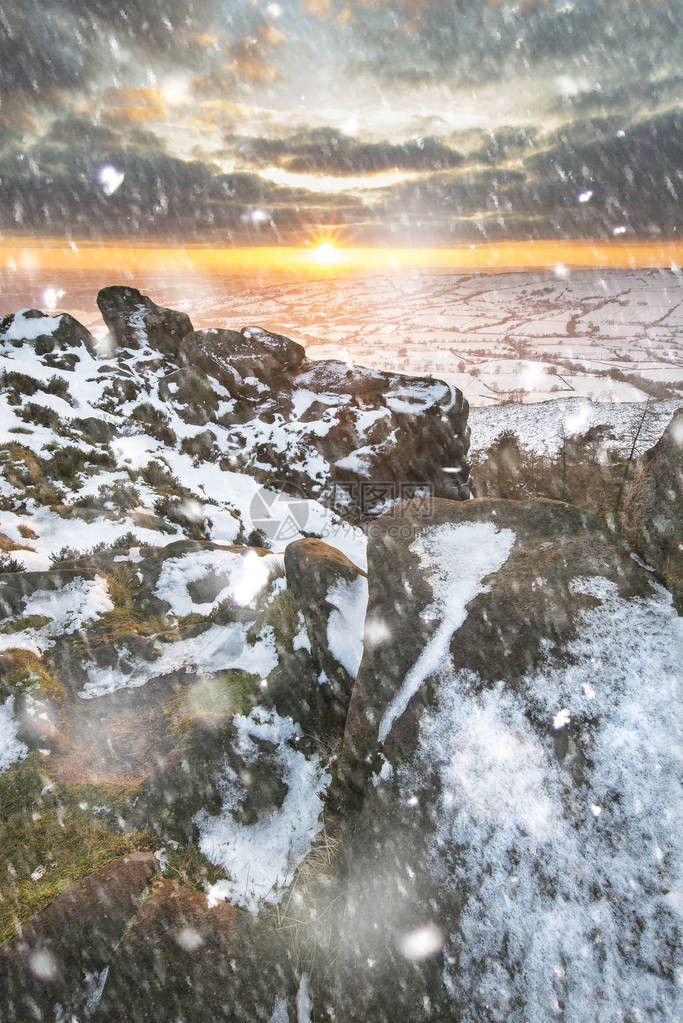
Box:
(2, 237), (682, 275)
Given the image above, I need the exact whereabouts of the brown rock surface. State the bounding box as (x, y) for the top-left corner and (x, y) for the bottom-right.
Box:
(94, 880), (295, 1022)
(0, 853), (157, 1021)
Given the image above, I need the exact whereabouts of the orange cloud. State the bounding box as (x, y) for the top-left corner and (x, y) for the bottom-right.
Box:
(222, 19), (287, 85)
(0, 107), (36, 133)
(225, 55), (280, 85)
(193, 32), (220, 50)
(304, 0), (332, 18)
(184, 98), (276, 132)
(96, 87), (168, 124)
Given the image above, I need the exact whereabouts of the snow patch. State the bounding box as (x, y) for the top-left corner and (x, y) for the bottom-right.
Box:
(200, 708), (330, 914)
(1, 309), (63, 342)
(155, 549), (280, 615)
(0, 696), (28, 773)
(0, 575), (113, 654)
(296, 973), (312, 1023)
(378, 522), (515, 742)
(326, 575), (368, 678)
(80, 621), (277, 699)
(292, 613), (312, 653)
(407, 577), (681, 1021)
(270, 996), (290, 1023)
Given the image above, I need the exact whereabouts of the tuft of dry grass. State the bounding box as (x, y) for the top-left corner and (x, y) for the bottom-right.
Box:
(0, 649), (67, 704)
(0, 752), (154, 945)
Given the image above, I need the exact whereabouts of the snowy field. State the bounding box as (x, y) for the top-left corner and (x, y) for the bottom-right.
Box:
(2, 267), (681, 407)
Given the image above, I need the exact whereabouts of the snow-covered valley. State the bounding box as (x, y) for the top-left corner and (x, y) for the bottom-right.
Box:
(3, 267), (681, 406)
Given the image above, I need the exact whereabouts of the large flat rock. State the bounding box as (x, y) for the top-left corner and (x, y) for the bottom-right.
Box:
(329, 497), (681, 1021)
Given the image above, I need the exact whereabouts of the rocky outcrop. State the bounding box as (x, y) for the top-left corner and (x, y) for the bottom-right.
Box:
(1, 289), (472, 519)
(170, 338), (471, 511)
(0, 307), (97, 361)
(0, 853), (157, 1020)
(186, 325), (306, 388)
(97, 285), (194, 356)
(327, 497), (680, 1022)
(95, 880), (296, 1022)
(620, 408), (682, 610)
(284, 538), (367, 714)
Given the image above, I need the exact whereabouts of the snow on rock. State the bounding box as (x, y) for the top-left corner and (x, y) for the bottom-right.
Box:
(469, 396), (681, 459)
(270, 995), (290, 1023)
(378, 521), (515, 742)
(23, 576), (113, 632)
(296, 973), (312, 1023)
(292, 613), (312, 653)
(385, 379), (453, 416)
(336, 497), (682, 1022)
(284, 538), (368, 723)
(155, 548), (282, 615)
(0, 575), (113, 654)
(326, 575), (369, 678)
(199, 708), (331, 914)
(1, 309), (65, 342)
(80, 621), (278, 699)
(0, 696), (28, 773)
(410, 576), (682, 1022)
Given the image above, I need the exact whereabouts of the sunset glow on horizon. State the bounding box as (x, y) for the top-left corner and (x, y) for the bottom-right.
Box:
(3, 237), (682, 278)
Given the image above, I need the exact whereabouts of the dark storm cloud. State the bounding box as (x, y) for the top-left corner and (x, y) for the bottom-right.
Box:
(0, 2), (92, 97)
(40, 116), (165, 151)
(348, 0), (683, 88)
(524, 108), (683, 231)
(0, 116), (363, 241)
(0, 0), (249, 103)
(366, 109), (683, 242)
(228, 128), (464, 175)
(468, 127), (540, 167)
(550, 73), (683, 116)
(1, 0), (680, 242)
(2, 105), (679, 243)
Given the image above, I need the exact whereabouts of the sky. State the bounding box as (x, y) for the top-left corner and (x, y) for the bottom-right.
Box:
(0, 1), (681, 247)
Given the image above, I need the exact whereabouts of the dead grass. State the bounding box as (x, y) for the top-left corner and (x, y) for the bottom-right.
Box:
(0, 649), (67, 704)
(160, 842), (225, 891)
(268, 805), (347, 981)
(164, 671), (256, 737)
(50, 686), (178, 787)
(472, 429), (633, 529)
(0, 532), (32, 553)
(0, 752), (154, 944)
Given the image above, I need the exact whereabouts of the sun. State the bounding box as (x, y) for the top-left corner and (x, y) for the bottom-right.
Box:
(310, 240), (340, 265)
(304, 227), (346, 266)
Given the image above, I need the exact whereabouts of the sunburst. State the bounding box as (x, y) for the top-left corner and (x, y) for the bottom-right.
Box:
(310, 240), (339, 264)
(306, 228), (346, 266)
